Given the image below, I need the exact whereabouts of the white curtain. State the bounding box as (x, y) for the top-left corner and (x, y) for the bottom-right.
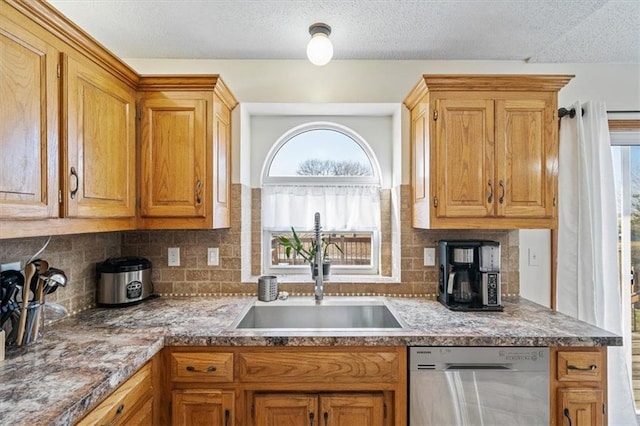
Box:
(557, 101), (636, 425)
(262, 184), (381, 231)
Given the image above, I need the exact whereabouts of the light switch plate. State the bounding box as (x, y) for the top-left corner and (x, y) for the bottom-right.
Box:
(207, 248), (219, 266)
(424, 247), (436, 266)
(168, 247), (180, 266)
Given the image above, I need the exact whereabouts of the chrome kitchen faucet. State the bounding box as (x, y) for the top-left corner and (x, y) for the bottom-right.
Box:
(314, 212), (323, 302)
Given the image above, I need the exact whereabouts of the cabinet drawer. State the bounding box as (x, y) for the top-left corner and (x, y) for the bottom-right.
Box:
(76, 362), (152, 426)
(556, 351), (603, 382)
(238, 349), (400, 384)
(171, 352), (234, 383)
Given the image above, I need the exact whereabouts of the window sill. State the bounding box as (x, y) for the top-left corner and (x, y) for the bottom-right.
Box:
(243, 274), (399, 285)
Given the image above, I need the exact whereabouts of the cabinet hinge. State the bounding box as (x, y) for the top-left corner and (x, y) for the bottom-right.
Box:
(553, 196), (557, 207)
(56, 64), (61, 78)
(58, 190), (62, 204)
(433, 109), (438, 121)
(603, 402), (606, 414)
(433, 196), (438, 208)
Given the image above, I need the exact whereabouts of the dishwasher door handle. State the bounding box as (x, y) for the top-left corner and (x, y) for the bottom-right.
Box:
(444, 364), (514, 371)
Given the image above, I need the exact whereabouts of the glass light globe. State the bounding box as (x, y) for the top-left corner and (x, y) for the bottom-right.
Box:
(306, 33), (333, 66)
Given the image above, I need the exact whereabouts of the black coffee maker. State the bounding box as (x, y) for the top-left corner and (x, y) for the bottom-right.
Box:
(438, 240), (503, 311)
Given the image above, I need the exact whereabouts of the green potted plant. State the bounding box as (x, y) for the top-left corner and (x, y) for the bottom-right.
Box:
(277, 227), (343, 279)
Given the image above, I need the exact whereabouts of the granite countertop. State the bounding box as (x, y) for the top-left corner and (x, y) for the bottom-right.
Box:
(0, 295), (621, 426)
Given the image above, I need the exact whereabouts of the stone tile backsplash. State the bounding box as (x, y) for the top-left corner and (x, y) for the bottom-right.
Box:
(0, 184), (518, 314)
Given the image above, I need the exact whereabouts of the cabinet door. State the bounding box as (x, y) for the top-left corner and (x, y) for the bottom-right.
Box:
(64, 54), (136, 218)
(410, 101), (431, 228)
(139, 95), (207, 219)
(433, 97), (495, 218)
(0, 19), (59, 219)
(212, 94), (231, 228)
(121, 396), (154, 426)
(557, 388), (604, 426)
(319, 394), (384, 426)
(172, 389), (234, 426)
(254, 393), (318, 426)
(495, 96), (556, 219)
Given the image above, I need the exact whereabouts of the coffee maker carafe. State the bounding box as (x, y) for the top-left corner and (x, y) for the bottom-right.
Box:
(438, 240), (503, 311)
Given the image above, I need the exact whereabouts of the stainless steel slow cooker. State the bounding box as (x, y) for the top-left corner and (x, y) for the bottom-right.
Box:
(96, 256), (154, 306)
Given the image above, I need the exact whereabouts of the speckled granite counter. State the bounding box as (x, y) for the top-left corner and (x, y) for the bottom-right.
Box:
(0, 295), (621, 425)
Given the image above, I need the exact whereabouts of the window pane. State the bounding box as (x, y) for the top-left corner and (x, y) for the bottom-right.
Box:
(271, 231), (372, 267)
(268, 129), (373, 177)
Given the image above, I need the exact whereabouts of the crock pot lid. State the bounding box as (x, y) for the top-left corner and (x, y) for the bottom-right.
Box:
(97, 256), (151, 273)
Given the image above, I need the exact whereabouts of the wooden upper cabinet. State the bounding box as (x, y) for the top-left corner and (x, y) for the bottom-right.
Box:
(137, 76), (237, 230)
(0, 14), (59, 220)
(404, 74), (573, 229)
(63, 53), (136, 218)
(433, 96), (495, 219)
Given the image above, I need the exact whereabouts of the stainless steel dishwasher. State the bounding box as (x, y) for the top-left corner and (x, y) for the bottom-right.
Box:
(409, 347), (549, 425)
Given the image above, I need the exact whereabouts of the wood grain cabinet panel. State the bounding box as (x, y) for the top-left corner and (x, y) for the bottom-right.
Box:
(0, 14), (59, 220)
(170, 351), (234, 383)
(253, 393), (317, 426)
(551, 347), (606, 426)
(63, 53), (136, 218)
(404, 74), (572, 229)
(172, 389), (234, 426)
(320, 393), (385, 426)
(137, 76), (237, 230)
(75, 362), (153, 426)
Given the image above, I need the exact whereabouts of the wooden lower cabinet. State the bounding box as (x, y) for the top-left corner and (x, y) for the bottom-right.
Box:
(75, 361), (153, 426)
(165, 346), (406, 426)
(551, 347), (606, 426)
(253, 392), (384, 426)
(172, 389), (234, 426)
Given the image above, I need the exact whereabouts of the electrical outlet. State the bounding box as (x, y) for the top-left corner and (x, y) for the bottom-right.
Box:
(0, 261), (21, 272)
(168, 247), (180, 266)
(207, 248), (219, 266)
(528, 248), (540, 267)
(424, 247), (436, 266)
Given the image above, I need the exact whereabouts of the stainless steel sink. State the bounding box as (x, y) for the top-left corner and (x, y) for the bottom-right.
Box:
(230, 296), (408, 330)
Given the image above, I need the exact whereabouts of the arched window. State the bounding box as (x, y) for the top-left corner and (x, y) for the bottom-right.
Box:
(262, 122), (382, 276)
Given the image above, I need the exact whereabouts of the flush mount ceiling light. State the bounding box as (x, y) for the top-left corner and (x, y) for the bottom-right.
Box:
(306, 23), (333, 66)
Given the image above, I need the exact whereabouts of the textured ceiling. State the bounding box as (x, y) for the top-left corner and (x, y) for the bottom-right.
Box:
(47, 0), (640, 63)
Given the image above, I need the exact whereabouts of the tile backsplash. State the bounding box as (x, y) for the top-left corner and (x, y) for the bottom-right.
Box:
(0, 184), (518, 315)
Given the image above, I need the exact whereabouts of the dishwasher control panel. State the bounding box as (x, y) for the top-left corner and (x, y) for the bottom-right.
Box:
(409, 347), (549, 371)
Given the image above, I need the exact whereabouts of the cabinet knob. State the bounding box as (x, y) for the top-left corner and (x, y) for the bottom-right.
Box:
(186, 365), (217, 372)
(70, 167), (79, 199)
(195, 179), (202, 205)
(487, 180), (494, 203)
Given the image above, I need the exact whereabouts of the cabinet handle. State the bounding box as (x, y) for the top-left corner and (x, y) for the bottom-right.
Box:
(195, 179), (202, 205)
(101, 403), (124, 426)
(324, 412), (329, 426)
(433, 196), (438, 208)
(70, 167), (79, 199)
(567, 364), (597, 371)
(563, 408), (572, 426)
(309, 412), (314, 426)
(185, 365), (217, 372)
(498, 180), (505, 204)
(487, 180), (494, 203)
(224, 409), (230, 426)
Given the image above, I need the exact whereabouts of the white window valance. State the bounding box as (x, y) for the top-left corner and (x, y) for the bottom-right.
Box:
(262, 184), (381, 231)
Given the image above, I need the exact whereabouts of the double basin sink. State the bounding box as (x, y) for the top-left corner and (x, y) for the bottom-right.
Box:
(230, 296), (408, 331)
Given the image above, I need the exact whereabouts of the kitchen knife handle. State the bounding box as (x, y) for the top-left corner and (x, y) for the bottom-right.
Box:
(499, 180), (505, 204)
(563, 408), (572, 426)
(70, 167), (79, 199)
(567, 364), (597, 371)
(487, 180), (493, 203)
(195, 179), (202, 205)
(186, 365), (217, 372)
